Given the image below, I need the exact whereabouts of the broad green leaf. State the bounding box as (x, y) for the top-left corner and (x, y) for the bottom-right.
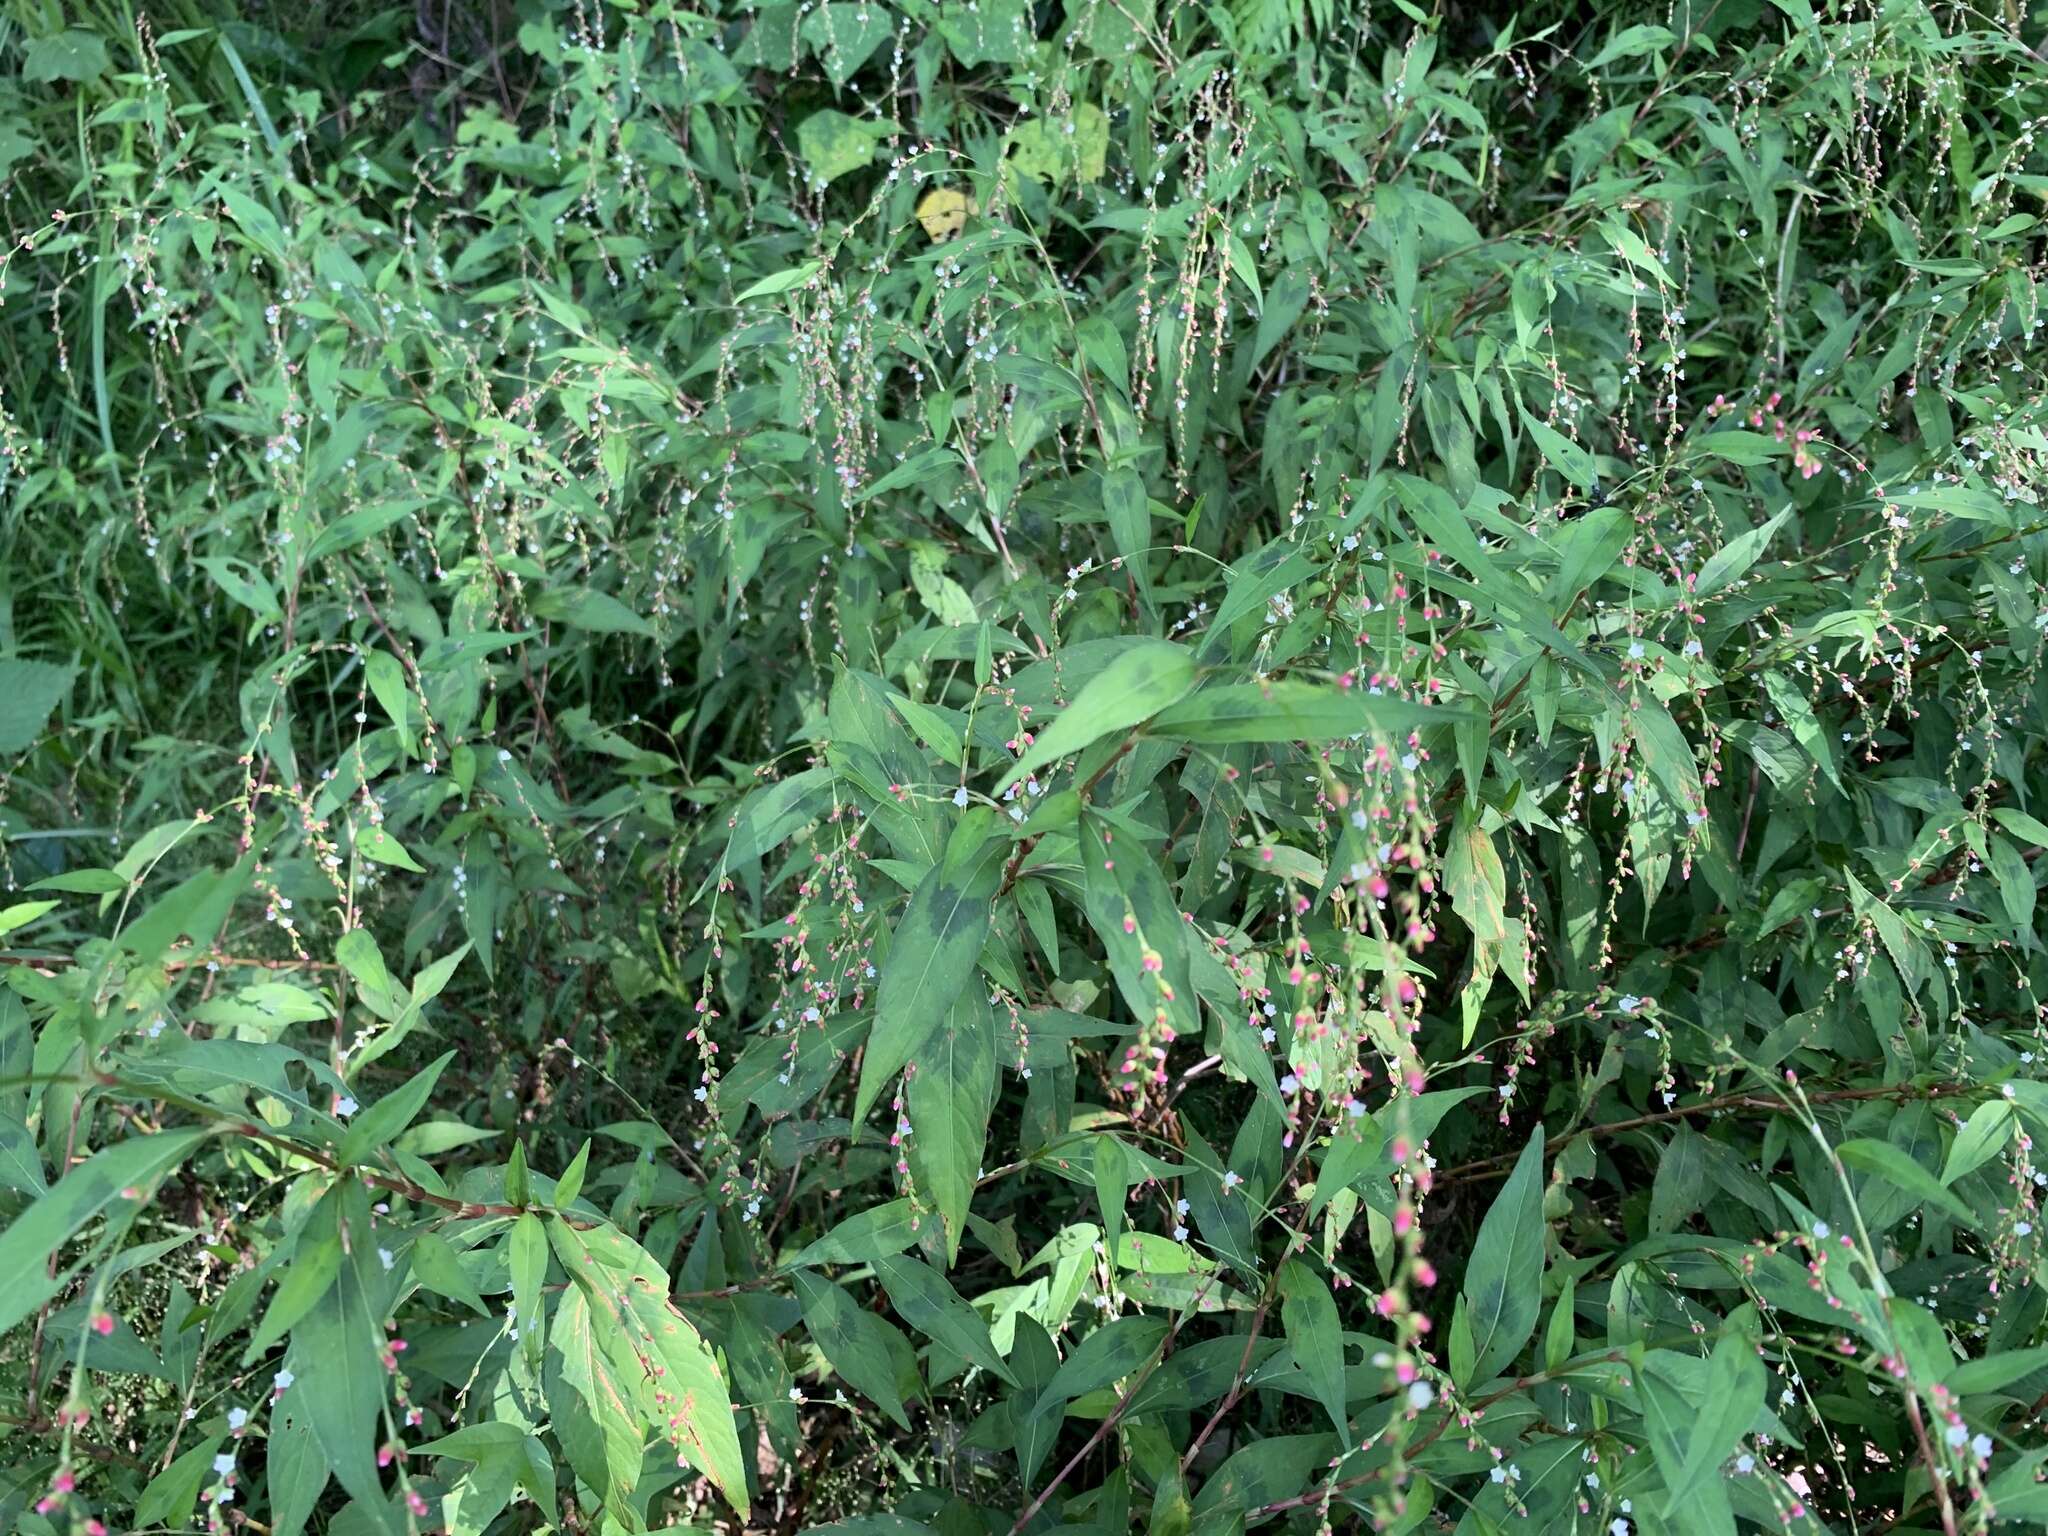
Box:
(1278, 1259), (1348, 1436)
(549, 1220), (751, 1516)
(339, 1050), (455, 1164)
(997, 640), (1196, 793)
(1837, 1137), (1976, 1227)
(794, 1197), (923, 1266)
(0, 1128), (206, 1335)
(853, 812), (1004, 1129)
(1148, 681), (1475, 744)
(1443, 803), (1507, 946)
(873, 1252), (1017, 1385)
(1460, 1126), (1545, 1385)
(0, 659), (77, 754)
(545, 1283), (646, 1516)
(798, 109), (884, 185)
(410, 1230), (489, 1316)
(904, 991), (997, 1264)
(793, 1267), (917, 1431)
(1040, 1315), (1167, 1412)
(291, 1266), (392, 1522)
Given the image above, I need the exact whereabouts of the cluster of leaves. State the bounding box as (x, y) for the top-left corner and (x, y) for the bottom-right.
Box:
(4, 0), (2048, 1532)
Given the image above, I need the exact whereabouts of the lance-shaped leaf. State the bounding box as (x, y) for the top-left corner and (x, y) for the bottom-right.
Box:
(546, 1219), (751, 1517)
(854, 810), (1005, 1130)
(872, 1252), (1017, 1384)
(996, 639), (1196, 793)
(904, 991), (997, 1264)
(0, 1127), (207, 1336)
(1278, 1259), (1348, 1436)
(1460, 1125), (1546, 1386)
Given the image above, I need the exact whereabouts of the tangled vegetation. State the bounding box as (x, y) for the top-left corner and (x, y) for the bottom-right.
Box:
(4, 0), (2048, 1532)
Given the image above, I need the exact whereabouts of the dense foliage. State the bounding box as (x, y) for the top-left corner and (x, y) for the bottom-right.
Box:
(4, 0), (2048, 1531)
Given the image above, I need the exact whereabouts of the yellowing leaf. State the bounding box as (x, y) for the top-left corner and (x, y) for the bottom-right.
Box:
(916, 186), (975, 242)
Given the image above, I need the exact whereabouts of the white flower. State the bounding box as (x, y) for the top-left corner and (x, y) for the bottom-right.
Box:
(1617, 995), (1641, 1014)
(1971, 1434), (1993, 1459)
(1489, 1466), (1507, 1484)
(273, 1369), (295, 1392)
(1735, 1453), (1754, 1474)
(377, 1247), (394, 1271)
(1627, 642), (1645, 660)
(1406, 1381), (1434, 1410)
(789, 1387), (803, 1402)
(227, 1408), (248, 1431)
(1611, 1521), (1630, 1536)
(1173, 1224), (1188, 1241)
(1221, 1170), (1242, 1190)
(1812, 1221), (1830, 1240)
(334, 1096), (358, 1118)
(1945, 1424), (1968, 1448)
(1400, 753), (1419, 772)
(213, 1453), (236, 1477)
(1175, 1198), (1190, 1215)
(952, 785), (969, 808)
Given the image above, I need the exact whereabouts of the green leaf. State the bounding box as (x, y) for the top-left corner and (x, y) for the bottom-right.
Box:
(1694, 507), (1792, 598)
(1460, 1125), (1545, 1386)
(853, 812), (1004, 1129)
(244, 1228), (342, 1362)
(1094, 1134), (1129, 1257)
(355, 824), (424, 872)
(793, 1268), (917, 1431)
(546, 1283), (647, 1517)
(1942, 1100), (2012, 1185)
(550, 1220), (751, 1516)
(1040, 1315), (1167, 1412)
(0, 659), (76, 754)
(554, 1139), (592, 1210)
(532, 586), (656, 638)
(0, 1128), (206, 1336)
(22, 30), (108, 83)
(339, 1050), (455, 1164)
(997, 640), (1197, 793)
(1639, 1338), (1762, 1530)
(1837, 1137), (1977, 1227)
(1278, 1259), (1348, 1436)
(291, 1265), (391, 1517)
(1943, 1344), (2048, 1396)
(1148, 681), (1475, 744)
(266, 1399), (329, 1536)
(797, 109), (884, 185)
(134, 1434), (225, 1528)
(735, 260), (822, 302)
(794, 1198), (923, 1266)
(1518, 406), (1598, 490)
(1443, 803), (1507, 946)
(873, 1252), (1017, 1384)
(410, 1231), (490, 1316)
(904, 992), (997, 1264)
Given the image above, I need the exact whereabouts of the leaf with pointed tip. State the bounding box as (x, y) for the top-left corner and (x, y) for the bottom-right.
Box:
(1278, 1260), (1348, 1436)
(996, 640), (1196, 793)
(873, 1252), (1017, 1385)
(854, 812), (1005, 1130)
(1460, 1126), (1546, 1386)
(904, 992), (997, 1265)
(793, 1268), (917, 1431)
